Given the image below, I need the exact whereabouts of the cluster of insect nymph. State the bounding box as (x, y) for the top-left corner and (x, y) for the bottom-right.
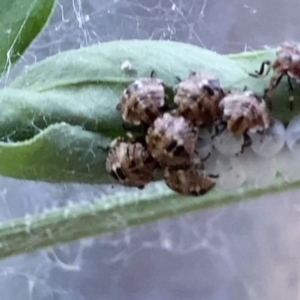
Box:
(106, 42), (300, 196)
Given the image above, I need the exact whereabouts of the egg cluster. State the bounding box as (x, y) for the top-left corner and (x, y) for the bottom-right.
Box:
(105, 43), (300, 196)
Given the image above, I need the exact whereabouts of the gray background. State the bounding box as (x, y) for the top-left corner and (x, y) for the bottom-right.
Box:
(1, 0), (300, 299)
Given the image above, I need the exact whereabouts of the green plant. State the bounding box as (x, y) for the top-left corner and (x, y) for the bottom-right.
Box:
(0, 0), (298, 261)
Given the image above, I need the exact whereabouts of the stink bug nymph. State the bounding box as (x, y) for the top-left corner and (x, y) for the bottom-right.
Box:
(117, 71), (167, 126)
(164, 167), (216, 196)
(218, 90), (273, 137)
(106, 139), (157, 189)
(146, 112), (198, 169)
(174, 72), (225, 126)
(249, 42), (300, 110)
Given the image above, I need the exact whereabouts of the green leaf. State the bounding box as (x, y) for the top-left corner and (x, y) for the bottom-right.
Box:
(228, 48), (277, 72)
(0, 122), (113, 184)
(0, 0), (57, 76)
(0, 177), (299, 261)
(8, 40), (250, 142)
(11, 40), (248, 91)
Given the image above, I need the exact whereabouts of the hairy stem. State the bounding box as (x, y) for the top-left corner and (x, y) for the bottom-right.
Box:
(0, 177), (297, 261)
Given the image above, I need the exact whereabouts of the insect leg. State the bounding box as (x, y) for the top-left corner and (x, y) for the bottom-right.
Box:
(201, 152), (211, 162)
(150, 70), (155, 78)
(249, 60), (272, 77)
(271, 73), (284, 89)
(97, 145), (110, 152)
(265, 74), (284, 110)
(175, 76), (182, 83)
(240, 133), (252, 153)
(207, 174), (219, 179)
(287, 76), (294, 91)
(211, 121), (227, 139)
(196, 165), (219, 183)
(287, 76), (294, 111)
(263, 88), (273, 110)
(99, 137), (123, 152)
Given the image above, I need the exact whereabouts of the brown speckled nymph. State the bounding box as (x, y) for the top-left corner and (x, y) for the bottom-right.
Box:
(117, 77), (166, 126)
(146, 112), (198, 169)
(174, 72), (225, 126)
(164, 168), (216, 196)
(106, 139), (158, 189)
(219, 90), (273, 136)
(272, 43), (300, 83)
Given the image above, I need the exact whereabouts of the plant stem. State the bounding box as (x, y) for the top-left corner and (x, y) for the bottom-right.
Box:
(0, 177), (298, 261)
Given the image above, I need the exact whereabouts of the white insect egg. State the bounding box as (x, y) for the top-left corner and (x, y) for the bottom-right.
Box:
(275, 146), (300, 181)
(194, 128), (213, 161)
(202, 151), (219, 175)
(121, 60), (133, 71)
(212, 128), (244, 157)
(238, 148), (277, 187)
(217, 156), (246, 189)
(285, 115), (300, 152)
(249, 119), (285, 157)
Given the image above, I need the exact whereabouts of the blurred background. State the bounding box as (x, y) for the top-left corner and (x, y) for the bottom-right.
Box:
(2, 0), (300, 299)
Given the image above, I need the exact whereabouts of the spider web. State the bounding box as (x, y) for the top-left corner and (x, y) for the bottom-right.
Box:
(1, 0), (300, 299)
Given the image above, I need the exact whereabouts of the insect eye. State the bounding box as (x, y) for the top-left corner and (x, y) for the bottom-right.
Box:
(202, 84), (215, 96)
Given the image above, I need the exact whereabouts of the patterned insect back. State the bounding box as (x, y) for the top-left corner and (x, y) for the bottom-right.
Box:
(273, 43), (300, 84)
(117, 76), (166, 126)
(174, 72), (225, 126)
(146, 112), (198, 169)
(219, 90), (273, 136)
(106, 139), (158, 189)
(164, 168), (216, 196)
